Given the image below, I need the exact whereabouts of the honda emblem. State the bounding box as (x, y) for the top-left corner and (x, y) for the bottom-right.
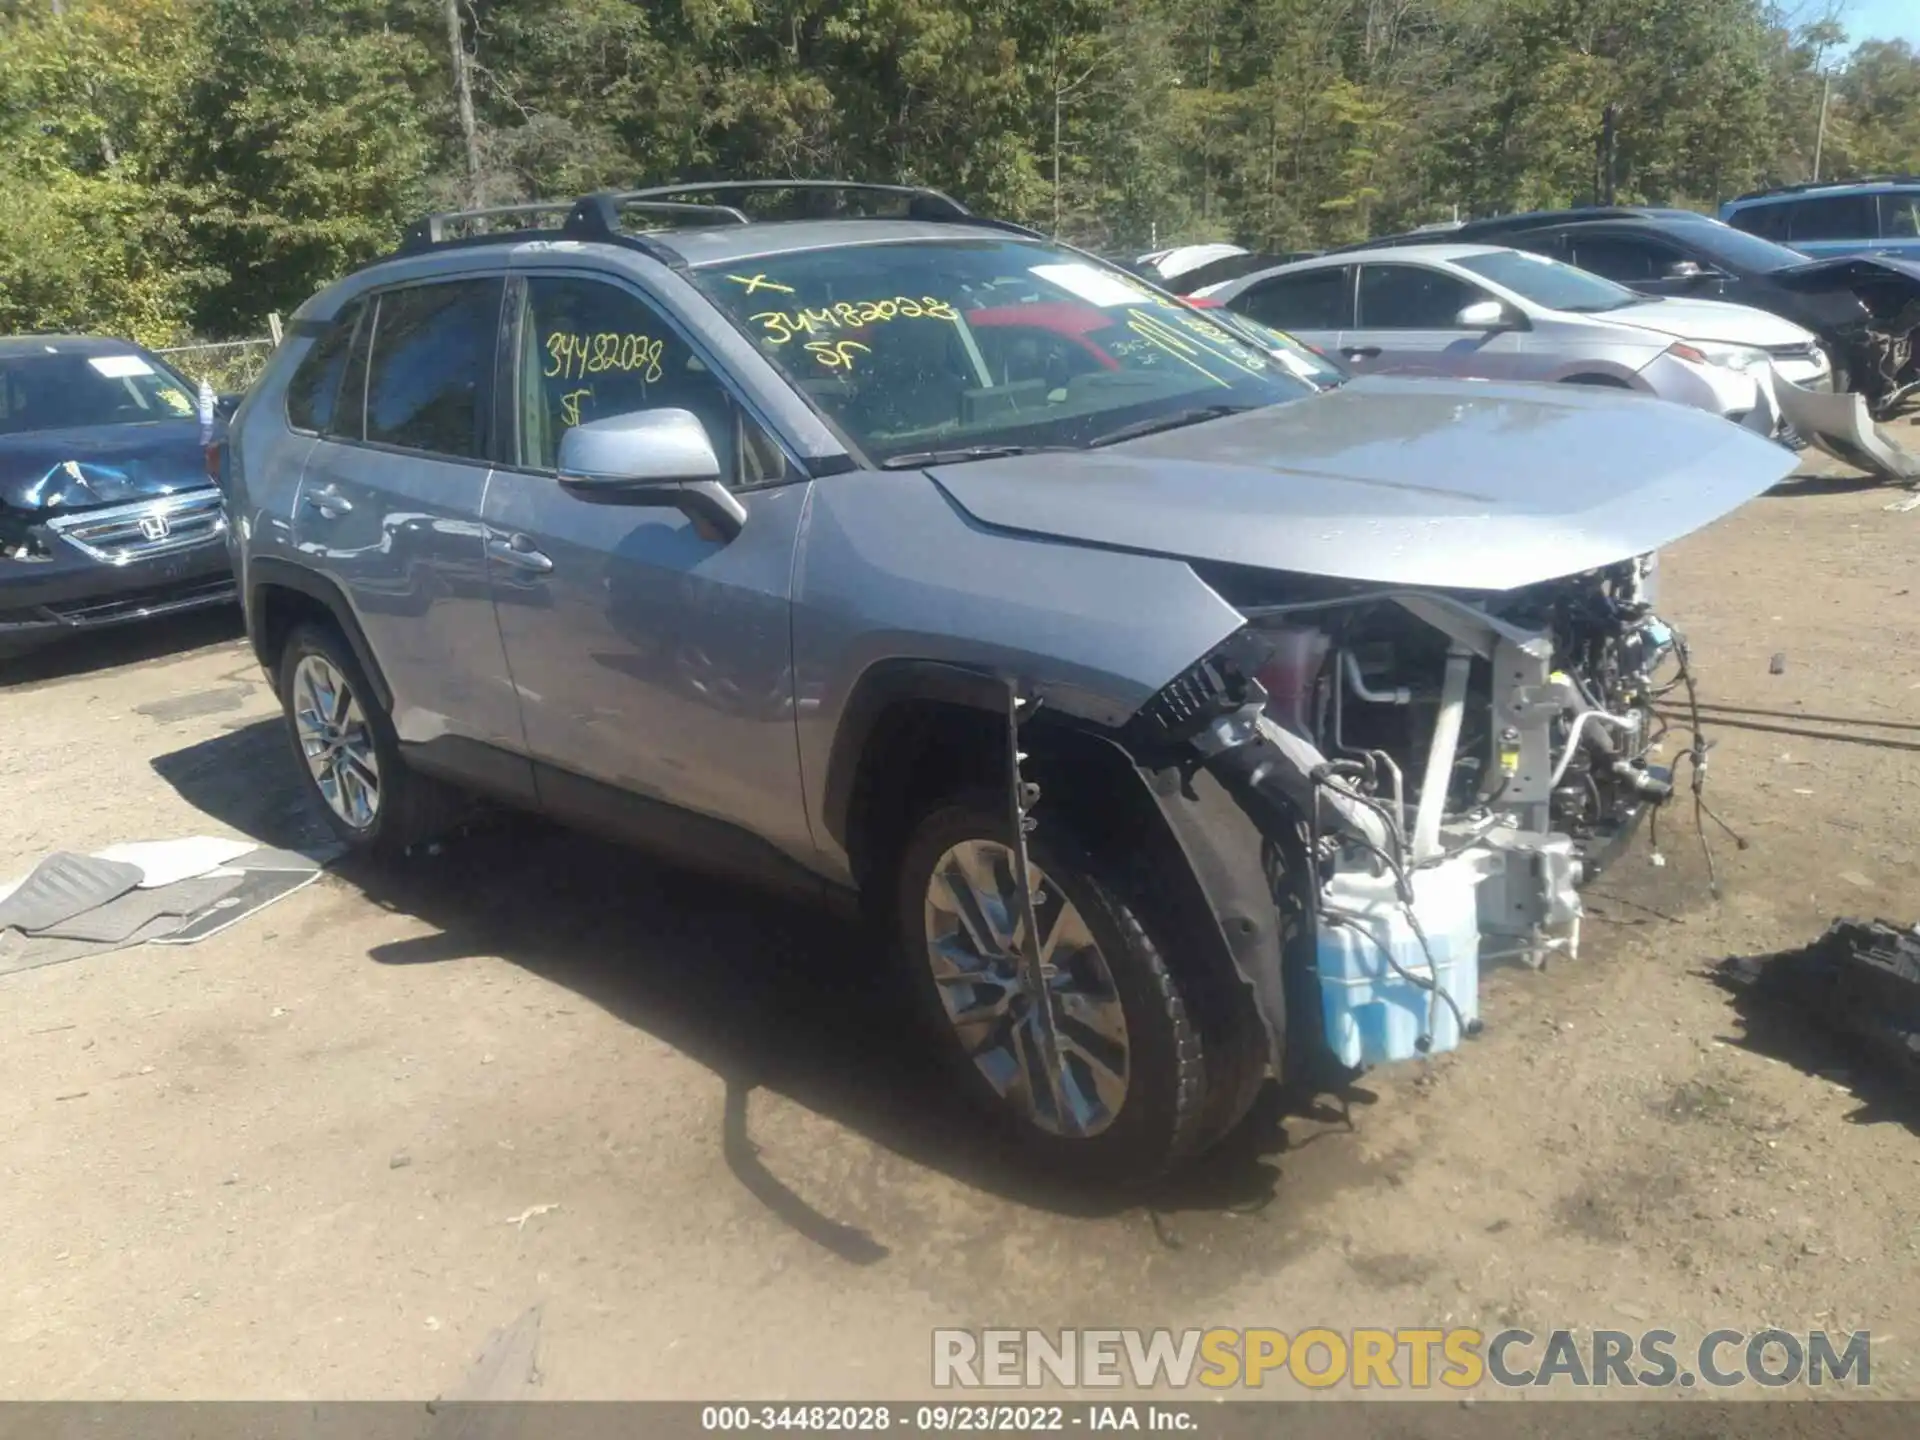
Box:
(139, 513), (171, 541)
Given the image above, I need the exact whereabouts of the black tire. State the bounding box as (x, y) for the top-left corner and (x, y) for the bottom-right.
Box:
(276, 621), (464, 859)
(893, 789), (1262, 1186)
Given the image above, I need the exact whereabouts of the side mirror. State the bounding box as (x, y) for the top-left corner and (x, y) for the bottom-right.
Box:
(216, 393), (243, 416)
(1662, 260), (1717, 284)
(557, 408), (747, 541)
(1456, 299), (1517, 330)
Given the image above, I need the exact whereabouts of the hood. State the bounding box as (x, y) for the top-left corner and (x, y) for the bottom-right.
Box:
(0, 419), (213, 513)
(1605, 296), (1815, 348)
(926, 376), (1798, 592)
(1775, 253), (1920, 293)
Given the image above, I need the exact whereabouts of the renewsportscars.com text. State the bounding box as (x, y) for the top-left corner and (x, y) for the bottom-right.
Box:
(932, 1327), (1872, 1391)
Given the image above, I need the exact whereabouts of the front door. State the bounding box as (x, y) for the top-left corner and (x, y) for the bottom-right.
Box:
(292, 276), (530, 775)
(482, 272), (814, 864)
(1350, 262), (1535, 379)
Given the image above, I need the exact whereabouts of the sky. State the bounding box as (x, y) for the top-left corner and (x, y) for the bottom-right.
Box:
(1836, 0), (1920, 47)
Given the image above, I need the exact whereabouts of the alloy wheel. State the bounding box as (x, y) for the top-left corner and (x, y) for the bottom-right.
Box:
(922, 839), (1131, 1138)
(292, 653), (381, 829)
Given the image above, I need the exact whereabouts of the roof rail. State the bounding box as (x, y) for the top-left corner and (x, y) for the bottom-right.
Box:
(399, 194), (750, 256)
(625, 179), (975, 220)
(1731, 173), (1920, 203)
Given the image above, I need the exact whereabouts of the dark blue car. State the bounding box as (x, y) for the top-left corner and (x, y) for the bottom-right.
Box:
(0, 335), (235, 659)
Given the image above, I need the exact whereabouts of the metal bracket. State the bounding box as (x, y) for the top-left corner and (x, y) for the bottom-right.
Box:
(1004, 680), (1068, 1123)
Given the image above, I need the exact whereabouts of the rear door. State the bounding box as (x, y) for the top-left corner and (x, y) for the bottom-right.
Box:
(1227, 265), (1353, 362)
(291, 275), (531, 789)
(1783, 193), (1879, 259)
(1350, 262), (1532, 378)
(481, 269), (814, 864)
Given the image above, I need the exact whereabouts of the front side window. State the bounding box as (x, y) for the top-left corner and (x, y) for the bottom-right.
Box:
(1236, 267), (1353, 331)
(1456, 250), (1641, 312)
(0, 348), (197, 438)
(1356, 264), (1486, 328)
(513, 275), (786, 486)
(362, 279), (502, 459)
(691, 239), (1313, 465)
(1788, 194), (1877, 242)
(1568, 234), (1684, 283)
(1882, 192), (1920, 239)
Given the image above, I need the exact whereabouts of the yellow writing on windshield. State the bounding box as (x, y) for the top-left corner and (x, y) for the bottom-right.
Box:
(750, 296), (960, 346)
(545, 331), (666, 383)
(803, 339), (871, 371)
(157, 387), (194, 416)
(559, 387), (593, 428)
(1123, 310), (1267, 385)
(725, 273), (795, 295)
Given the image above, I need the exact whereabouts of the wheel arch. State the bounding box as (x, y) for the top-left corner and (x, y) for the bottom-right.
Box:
(828, 659), (1288, 1085)
(245, 556), (392, 712)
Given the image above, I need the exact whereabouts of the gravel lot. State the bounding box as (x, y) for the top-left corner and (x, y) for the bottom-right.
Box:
(2, 446), (1917, 1401)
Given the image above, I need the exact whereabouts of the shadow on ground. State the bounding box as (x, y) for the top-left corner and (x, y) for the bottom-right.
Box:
(150, 720), (1389, 1253)
(0, 607), (245, 689)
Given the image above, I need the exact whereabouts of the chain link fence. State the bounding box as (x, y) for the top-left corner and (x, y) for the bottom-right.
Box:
(153, 329), (279, 396)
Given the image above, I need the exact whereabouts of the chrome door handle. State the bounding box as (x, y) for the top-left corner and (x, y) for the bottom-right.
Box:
(302, 488), (352, 519)
(488, 535), (554, 574)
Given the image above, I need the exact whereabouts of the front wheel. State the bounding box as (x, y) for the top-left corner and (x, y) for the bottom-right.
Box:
(894, 791), (1260, 1185)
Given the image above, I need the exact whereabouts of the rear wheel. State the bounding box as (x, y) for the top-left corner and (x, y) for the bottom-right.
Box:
(277, 622), (463, 858)
(894, 790), (1262, 1185)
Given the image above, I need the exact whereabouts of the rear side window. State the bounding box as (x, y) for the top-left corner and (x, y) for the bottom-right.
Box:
(1235, 267), (1352, 330)
(1727, 202), (1790, 241)
(1787, 194), (1877, 242)
(363, 279), (503, 459)
(285, 301), (364, 434)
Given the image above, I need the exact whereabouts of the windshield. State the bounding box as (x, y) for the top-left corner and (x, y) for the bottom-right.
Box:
(1454, 251), (1640, 312)
(1666, 218), (1811, 274)
(692, 238), (1314, 463)
(1200, 308), (1347, 387)
(0, 348), (197, 437)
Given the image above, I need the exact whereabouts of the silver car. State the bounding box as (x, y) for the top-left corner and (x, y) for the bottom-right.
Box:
(222, 183), (1794, 1184)
(1196, 243), (1832, 434)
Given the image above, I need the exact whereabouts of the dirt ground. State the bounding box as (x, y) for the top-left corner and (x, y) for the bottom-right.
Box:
(2, 444), (1917, 1403)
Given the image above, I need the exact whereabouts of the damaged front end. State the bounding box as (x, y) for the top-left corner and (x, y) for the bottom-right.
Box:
(1125, 559), (1681, 1076)
(1776, 255), (1920, 420)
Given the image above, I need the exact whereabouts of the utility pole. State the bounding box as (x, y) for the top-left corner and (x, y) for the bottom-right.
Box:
(444, 0), (481, 208)
(1812, 69), (1831, 182)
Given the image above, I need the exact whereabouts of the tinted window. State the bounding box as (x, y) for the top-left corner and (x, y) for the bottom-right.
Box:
(515, 276), (786, 487)
(1882, 192), (1920, 238)
(1356, 264), (1483, 327)
(1727, 202), (1791, 241)
(1788, 194), (1877, 242)
(0, 349), (197, 437)
(1568, 234), (1686, 282)
(285, 301), (363, 433)
(1236, 267), (1352, 330)
(363, 279), (502, 458)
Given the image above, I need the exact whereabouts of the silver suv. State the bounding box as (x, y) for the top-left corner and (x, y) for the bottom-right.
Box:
(222, 182), (1795, 1184)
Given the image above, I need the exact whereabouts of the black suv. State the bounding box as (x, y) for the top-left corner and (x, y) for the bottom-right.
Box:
(1349, 208), (1920, 415)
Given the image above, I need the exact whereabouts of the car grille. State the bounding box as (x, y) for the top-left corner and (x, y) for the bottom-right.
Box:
(45, 577), (236, 624)
(45, 489), (227, 565)
(1764, 342), (1823, 363)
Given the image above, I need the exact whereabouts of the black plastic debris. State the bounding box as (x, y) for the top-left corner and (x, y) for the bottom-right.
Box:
(1714, 919), (1920, 1083)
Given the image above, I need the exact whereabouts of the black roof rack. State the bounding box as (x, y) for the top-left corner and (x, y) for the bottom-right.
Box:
(1731, 173), (1920, 203)
(395, 179), (1039, 262)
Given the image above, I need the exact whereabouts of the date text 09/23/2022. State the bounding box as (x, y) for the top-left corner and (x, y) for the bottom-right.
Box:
(701, 1405), (1195, 1432)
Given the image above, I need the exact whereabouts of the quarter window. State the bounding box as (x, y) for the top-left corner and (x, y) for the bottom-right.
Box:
(362, 279), (503, 459)
(514, 276), (785, 487)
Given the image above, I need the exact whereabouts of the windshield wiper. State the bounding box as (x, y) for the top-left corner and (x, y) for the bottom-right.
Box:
(878, 444), (1068, 470)
(1087, 404), (1253, 448)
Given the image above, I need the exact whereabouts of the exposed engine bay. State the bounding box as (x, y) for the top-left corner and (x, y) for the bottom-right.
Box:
(1126, 557), (1696, 1073)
